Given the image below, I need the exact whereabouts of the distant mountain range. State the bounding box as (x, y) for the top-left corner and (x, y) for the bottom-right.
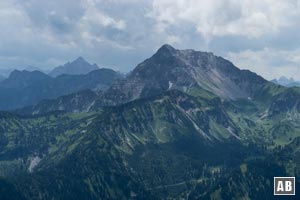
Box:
(0, 66), (47, 79)
(0, 57), (103, 80)
(1, 45), (300, 199)
(49, 57), (99, 77)
(0, 67), (122, 110)
(271, 76), (300, 87)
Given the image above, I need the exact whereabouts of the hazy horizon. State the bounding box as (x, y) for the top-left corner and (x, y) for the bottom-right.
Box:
(0, 49), (298, 81)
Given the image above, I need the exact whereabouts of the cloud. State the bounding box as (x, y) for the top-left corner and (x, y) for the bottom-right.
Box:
(150, 0), (300, 41)
(227, 48), (300, 80)
(0, 0), (136, 70)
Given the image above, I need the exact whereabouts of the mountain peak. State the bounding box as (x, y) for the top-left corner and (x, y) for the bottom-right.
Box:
(70, 57), (92, 66)
(9, 70), (39, 79)
(278, 76), (294, 82)
(49, 57), (99, 77)
(101, 45), (267, 107)
(160, 44), (176, 50)
(9, 70), (48, 79)
(272, 76), (299, 87)
(9, 69), (22, 77)
(156, 44), (177, 55)
(4, 70), (50, 90)
(73, 56), (87, 63)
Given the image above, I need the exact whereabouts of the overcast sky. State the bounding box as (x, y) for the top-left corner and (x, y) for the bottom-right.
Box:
(0, 0), (299, 80)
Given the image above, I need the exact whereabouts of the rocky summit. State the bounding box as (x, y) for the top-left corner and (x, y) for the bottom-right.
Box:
(94, 45), (266, 107)
(49, 57), (99, 77)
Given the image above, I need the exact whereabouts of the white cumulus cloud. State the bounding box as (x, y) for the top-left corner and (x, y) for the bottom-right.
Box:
(150, 0), (300, 41)
(227, 48), (300, 80)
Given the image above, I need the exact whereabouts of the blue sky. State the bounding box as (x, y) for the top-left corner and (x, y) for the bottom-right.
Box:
(0, 0), (299, 80)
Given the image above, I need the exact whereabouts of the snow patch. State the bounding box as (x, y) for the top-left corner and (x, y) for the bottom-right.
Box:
(28, 156), (41, 173)
(168, 81), (173, 89)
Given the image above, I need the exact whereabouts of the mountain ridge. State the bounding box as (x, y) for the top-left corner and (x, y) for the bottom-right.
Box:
(49, 57), (99, 77)
(0, 68), (122, 110)
(90, 44), (268, 110)
(272, 76), (300, 87)
(16, 44), (287, 116)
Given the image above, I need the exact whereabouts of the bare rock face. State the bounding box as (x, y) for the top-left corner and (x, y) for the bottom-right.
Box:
(93, 44), (267, 108)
